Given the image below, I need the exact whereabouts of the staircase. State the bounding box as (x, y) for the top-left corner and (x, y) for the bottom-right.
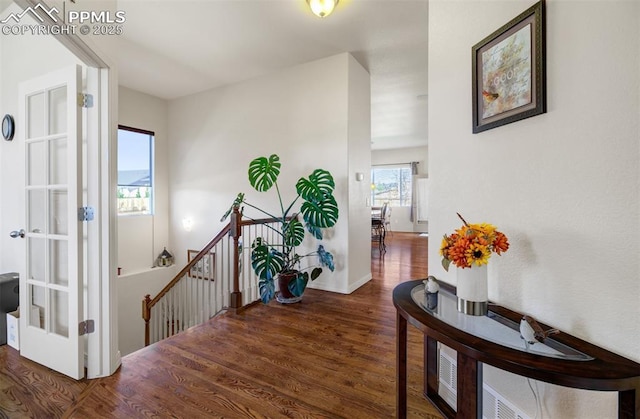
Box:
(141, 207), (283, 346)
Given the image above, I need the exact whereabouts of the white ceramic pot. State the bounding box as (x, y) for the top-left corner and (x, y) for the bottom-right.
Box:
(456, 264), (488, 315)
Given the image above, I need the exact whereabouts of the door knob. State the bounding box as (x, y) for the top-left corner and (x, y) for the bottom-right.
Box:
(9, 229), (25, 239)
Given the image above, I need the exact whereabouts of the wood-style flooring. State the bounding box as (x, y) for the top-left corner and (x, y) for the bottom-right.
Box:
(0, 232), (440, 418)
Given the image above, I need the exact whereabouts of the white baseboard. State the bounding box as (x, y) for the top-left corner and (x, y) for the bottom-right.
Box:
(308, 273), (372, 294)
(348, 273), (372, 293)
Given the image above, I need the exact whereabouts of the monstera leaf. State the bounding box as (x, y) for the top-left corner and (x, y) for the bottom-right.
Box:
(301, 194), (339, 229)
(296, 169), (335, 203)
(283, 218), (305, 247)
(317, 245), (335, 271)
(248, 154), (281, 192)
(251, 238), (284, 280)
(296, 169), (338, 229)
(287, 271), (309, 297)
(259, 278), (275, 304)
(305, 221), (323, 240)
(220, 193), (244, 222)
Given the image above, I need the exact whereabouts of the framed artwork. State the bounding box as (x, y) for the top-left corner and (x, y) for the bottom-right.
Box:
(472, 0), (546, 133)
(187, 249), (215, 280)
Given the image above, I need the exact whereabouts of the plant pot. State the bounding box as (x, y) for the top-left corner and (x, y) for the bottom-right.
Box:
(456, 264), (488, 316)
(276, 271), (303, 304)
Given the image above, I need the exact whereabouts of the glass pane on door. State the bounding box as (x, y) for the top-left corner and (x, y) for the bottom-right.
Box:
(50, 240), (69, 287)
(48, 87), (67, 135)
(51, 290), (69, 338)
(28, 189), (46, 234)
(49, 138), (67, 185)
(49, 190), (68, 235)
(28, 284), (45, 330)
(27, 141), (46, 186)
(28, 238), (46, 283)
(27, 92), (45, 139)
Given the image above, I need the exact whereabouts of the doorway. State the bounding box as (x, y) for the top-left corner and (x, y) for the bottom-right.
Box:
(0, 0), (117, 379)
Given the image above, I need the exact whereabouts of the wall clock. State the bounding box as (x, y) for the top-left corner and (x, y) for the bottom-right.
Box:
(2, 114), (15, 141)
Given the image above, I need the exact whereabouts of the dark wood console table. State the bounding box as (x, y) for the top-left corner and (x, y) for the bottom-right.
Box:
(393, 279), (640, 419)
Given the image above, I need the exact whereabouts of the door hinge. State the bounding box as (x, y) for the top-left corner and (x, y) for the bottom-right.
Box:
(79, 320), (95, 336)
(77, 93), (93, 108)
(78, 206), (95, 221)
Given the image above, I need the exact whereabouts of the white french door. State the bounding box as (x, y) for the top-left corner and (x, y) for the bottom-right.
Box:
(17, 65), (84, 380)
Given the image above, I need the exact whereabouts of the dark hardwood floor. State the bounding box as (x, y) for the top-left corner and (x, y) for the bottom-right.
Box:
(1, 232), (439, 418)
(0, 347), (88, 418)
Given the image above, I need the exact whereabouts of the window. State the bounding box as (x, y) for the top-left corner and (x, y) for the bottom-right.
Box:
(117, 126), (154, 215)
(371, 164), (412, 207)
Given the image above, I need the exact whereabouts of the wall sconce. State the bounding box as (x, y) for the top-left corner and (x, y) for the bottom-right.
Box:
(182, 217), (194, 232)
(307, 0), (339, 18)
(355, 172), (364, 182)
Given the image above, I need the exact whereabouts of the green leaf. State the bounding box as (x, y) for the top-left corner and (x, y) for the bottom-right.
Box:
(220, 193), (245, 222)
(310, 267), (322, 280)
(251, 238), (284, 280)
(283, 218), (305, 247)
(305, 221), (323, 240)
(442, 258), (451, 272)
(288, 271), (309, 297)
(317, 245), (335, 271)
(248, 155), (281, 192)
(259, 278), (275, 304)
(296, 169), (335, 203)
(301, 194), (339, 229)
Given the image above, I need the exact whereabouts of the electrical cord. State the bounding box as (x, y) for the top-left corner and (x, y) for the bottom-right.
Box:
(524, 340), (542, 419)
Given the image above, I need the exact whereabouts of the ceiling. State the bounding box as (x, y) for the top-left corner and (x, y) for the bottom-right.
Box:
(100, 0), (429, 150)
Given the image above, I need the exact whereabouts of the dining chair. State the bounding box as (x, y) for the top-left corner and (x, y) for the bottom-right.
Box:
(384, 205), (392, 236)
(371, 203), (388, 251)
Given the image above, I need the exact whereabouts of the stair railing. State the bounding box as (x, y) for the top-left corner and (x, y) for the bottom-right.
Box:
(142, 207), (285, 346)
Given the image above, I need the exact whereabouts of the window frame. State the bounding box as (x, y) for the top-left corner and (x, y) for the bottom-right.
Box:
(117, 125), (155, 216)
(371, 164), (413, 207)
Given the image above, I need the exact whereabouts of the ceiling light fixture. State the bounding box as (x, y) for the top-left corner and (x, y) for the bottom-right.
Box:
(307, 0), (339, 18)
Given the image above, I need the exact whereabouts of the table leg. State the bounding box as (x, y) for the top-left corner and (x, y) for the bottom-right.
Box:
(425, 335), (438, 399)
(397, 312), (407, 419)
(457, 351), (482, 419)
(618, 388), (638, 419)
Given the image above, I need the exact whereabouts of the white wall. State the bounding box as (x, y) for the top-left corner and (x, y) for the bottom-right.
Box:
(428, 1), (639, 417)
(116, 265), (177, 356)
(116, 86), (174, 355)
(371, 146), (428, 232)
(0, 4), (82, 273)
(117, 86), (170, 275)
(168, 53), (371, 295)
(346, 55), (372, 291)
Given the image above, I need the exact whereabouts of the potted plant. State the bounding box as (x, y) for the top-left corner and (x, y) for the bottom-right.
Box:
(221, 154), (339, 304)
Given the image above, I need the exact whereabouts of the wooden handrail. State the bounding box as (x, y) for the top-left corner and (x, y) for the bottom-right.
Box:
(147, 224), (232, 311)
(239, 215), (292, 226)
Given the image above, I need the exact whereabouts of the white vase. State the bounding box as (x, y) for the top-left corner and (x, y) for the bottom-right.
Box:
(456, 264), (488, 315)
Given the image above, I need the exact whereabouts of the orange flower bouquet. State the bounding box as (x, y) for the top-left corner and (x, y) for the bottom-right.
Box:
(440, 213), (509, 271)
